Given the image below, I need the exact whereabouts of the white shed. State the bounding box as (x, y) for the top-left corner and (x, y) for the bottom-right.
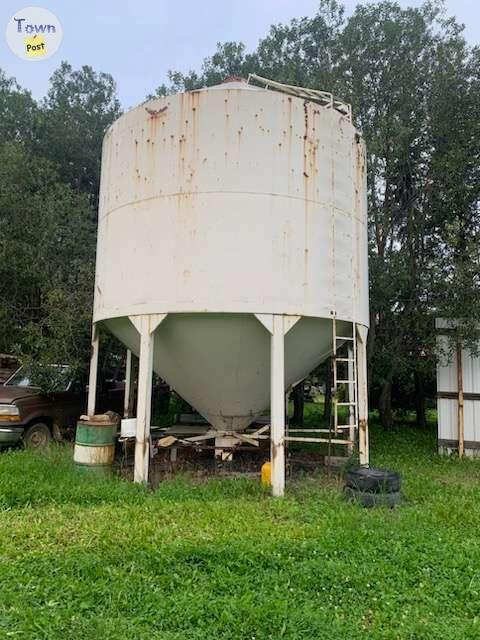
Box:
(436, 319), (480, 457)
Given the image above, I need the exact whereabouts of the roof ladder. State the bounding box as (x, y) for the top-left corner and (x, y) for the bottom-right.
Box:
(331, 316), (358, 455)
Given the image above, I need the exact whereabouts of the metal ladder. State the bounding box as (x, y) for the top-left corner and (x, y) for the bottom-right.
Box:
(331, 317), (358, 454)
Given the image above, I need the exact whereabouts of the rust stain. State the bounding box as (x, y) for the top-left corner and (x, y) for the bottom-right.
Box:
(145, 105), (168, 118)
(178, 130), (186, 179)
(286, 97), (293, 193)
(303, 102), (309, 197)
(224, 96), (230, 155)
(303, 101), (308, 139)
(134, 139), (139, 177)
(302, 101), (317, 299)
(191, 90), (199, 165)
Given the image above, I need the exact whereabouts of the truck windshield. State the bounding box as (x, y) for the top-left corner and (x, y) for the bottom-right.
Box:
(5, 365), (71, 390)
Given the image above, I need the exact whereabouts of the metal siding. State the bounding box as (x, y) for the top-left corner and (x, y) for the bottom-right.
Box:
(94, 84), (368, 325)
(466, 400), (480, 442)
(438, 398), (457, 441)
(463, 349), (480, 394)
(436, 334), (458, 393)
(437, 329), (480, 447)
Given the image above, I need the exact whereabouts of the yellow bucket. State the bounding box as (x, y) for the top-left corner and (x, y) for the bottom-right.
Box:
(261, 461), (271, 487)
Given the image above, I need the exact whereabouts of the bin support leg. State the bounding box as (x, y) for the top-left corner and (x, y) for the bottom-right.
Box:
(124, 349), (132, 419)
(356, 325), (369, 466)
(87, 323), (99, 417)
(129, 314), (167, 484)
(254, 313), (300, 497)
(135, 319), (154, 483)
(271, 315), (286, 497)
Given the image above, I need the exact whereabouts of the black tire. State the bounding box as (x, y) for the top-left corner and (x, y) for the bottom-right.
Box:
(344, 486), (401, 508)
(23, 422), (52, 449)
(345, 467), (400, 493)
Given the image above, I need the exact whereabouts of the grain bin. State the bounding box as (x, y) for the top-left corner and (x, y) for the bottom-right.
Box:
(86, 75), (370, 495)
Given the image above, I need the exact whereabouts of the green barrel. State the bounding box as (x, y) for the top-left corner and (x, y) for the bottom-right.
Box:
(74, 416), (117, 472)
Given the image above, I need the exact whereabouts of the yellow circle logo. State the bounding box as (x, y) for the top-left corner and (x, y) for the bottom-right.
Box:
(6, 7), (62, 61)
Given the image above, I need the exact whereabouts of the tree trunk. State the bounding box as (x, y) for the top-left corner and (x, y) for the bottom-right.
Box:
(323, 357), (332, 426)
(379, 379), (393, 428)
(414, 370), (427, 428)
(291, 381), (304, 425)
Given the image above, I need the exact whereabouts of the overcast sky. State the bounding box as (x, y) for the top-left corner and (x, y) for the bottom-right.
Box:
(1, 0), (478, 109)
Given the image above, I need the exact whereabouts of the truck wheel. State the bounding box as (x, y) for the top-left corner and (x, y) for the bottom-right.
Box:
(345, 467), (400, 493)
(23, 423), (52, 449)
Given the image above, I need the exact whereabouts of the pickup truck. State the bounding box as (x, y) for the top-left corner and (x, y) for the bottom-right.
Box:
(0, 366), (124, 448)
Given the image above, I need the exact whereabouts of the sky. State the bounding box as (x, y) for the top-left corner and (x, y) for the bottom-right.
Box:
(1, 0), (478, 109)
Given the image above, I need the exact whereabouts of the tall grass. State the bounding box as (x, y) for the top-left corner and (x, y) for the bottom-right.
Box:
(0, 407), (478, 639)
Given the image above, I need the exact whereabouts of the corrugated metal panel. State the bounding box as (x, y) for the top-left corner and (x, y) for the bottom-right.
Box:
(463, 350), (480, 394)
(438, 399), (480, 443)
(436, 334), (458, 394)
(437, 325), (480, 451)
(438, 398), (457, 442)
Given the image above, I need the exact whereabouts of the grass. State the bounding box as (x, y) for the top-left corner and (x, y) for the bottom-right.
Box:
(0, 406), (479, 639)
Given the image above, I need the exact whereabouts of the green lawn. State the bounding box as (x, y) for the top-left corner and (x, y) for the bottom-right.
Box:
(0, 408), (479, 639)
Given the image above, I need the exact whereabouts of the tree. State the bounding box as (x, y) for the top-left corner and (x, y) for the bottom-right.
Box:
(0, 69), (39, 147)
(150, 0), (479, 428)
(0, 142), (96, 384)
(38, 62), (121, 208)
(0, 61), (123, 388)
(338, 2), (440, 426)
(149, 1), (345, 95)
(427, 33), (480, 354)
(147, 41), (258, 99)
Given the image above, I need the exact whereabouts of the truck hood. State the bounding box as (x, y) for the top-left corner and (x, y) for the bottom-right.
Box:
(0, 385), (40, 403)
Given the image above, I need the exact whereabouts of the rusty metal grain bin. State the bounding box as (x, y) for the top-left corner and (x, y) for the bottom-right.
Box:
(89, 77), (370, 491)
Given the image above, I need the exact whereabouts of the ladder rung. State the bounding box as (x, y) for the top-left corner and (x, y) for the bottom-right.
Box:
(336, 401), (356, 406)
(337, 424), (357, 429)
(285, 436), (353, 445)
(288, 429), (334, 433)
(335, 358), (355, 362)
(336, 379), (355, 384)
(336, 336), (355, 341)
